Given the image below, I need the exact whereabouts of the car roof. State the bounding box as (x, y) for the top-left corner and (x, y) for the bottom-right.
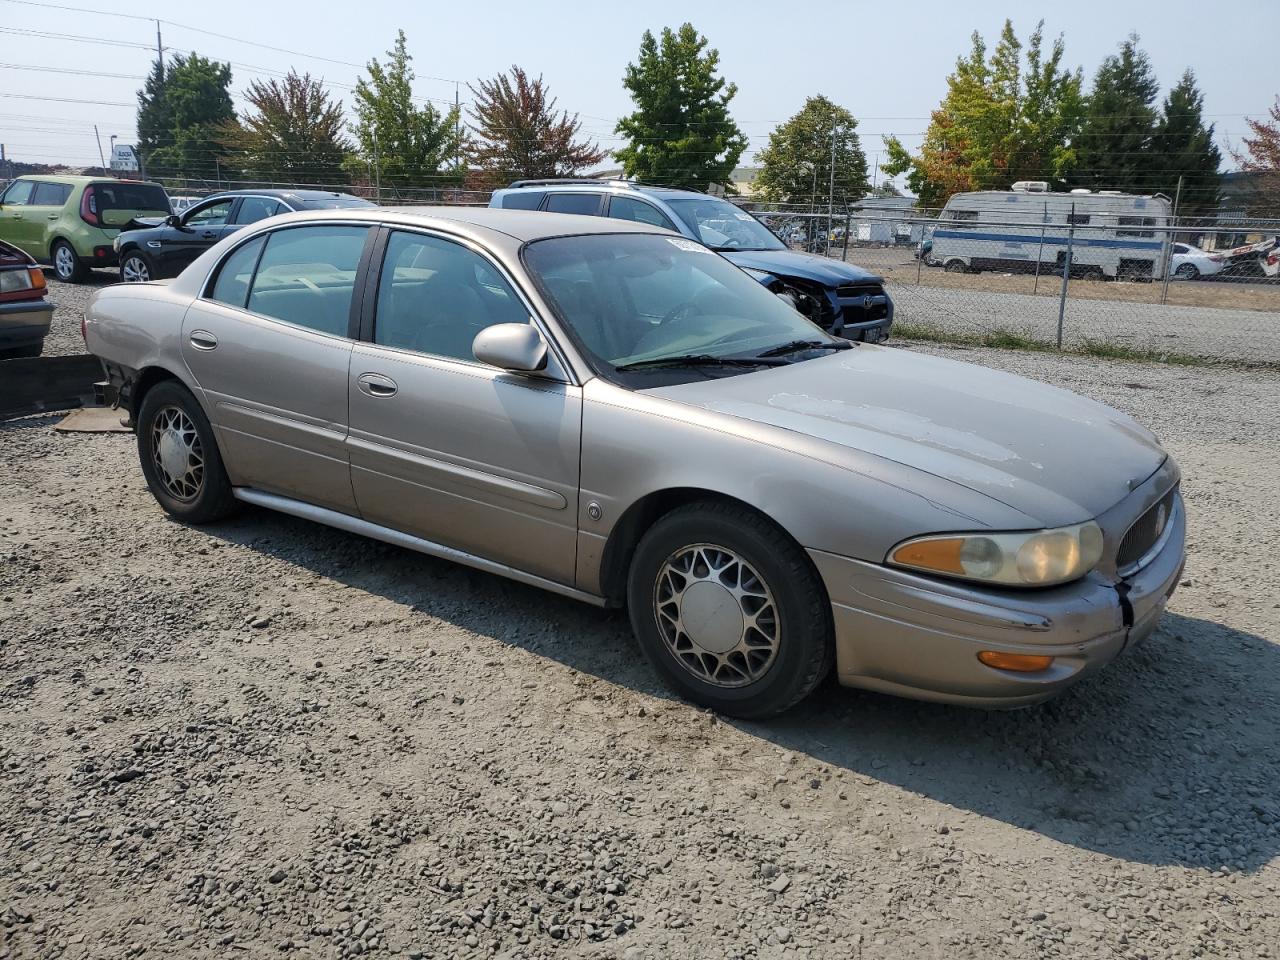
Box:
(13, 175), (163, 187)
(201, 189), (361, 201)
(274, 205), (669, 243)
(499, 180), (717, 202)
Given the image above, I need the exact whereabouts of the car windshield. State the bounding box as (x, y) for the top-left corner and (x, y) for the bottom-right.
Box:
(523, 233), (840, 383)
(663, 198), (786, 252)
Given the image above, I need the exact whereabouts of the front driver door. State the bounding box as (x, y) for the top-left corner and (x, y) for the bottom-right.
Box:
(160, 197), (236, 275)
(347, 228), (582, 585)
(181, 223), (372, 513)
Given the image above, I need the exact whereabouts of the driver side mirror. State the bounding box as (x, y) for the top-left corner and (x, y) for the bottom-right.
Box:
(166, 214), (182, 227)
(472, 323), (548, 373)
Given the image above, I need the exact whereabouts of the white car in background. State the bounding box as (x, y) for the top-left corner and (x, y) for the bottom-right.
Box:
(1170, 243), (1224, 280)
(169, 196), (201, 215)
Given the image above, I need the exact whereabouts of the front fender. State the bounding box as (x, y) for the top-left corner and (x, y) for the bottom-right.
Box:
(575, 378), (1036, 595)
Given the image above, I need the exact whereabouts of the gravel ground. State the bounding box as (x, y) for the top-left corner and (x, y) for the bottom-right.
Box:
(3, 283), (1279, 960)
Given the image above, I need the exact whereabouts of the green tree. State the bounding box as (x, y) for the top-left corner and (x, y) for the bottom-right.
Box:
(221, 72), (351, 184)
(753, 95), (868, 208)
(143, 53), (236, 178)
(615, 23), (748, 191)
(349, 30), (464, 191)
(1149, 70), (1221, 215)
(1071, 35), (1159, 193)
(135, 58), (171, 172)
(883, 20), (1082, 207)
(467, 66), (606, 188)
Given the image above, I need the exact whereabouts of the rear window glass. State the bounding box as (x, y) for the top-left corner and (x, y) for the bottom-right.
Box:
(94, 182), (171, 213)
(500, 191), (544, 210)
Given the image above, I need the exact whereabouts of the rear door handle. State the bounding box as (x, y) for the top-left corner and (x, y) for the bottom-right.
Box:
(357, 372), (398, 398)
(47, 214), (59, 220)
(189, 330), (218, 351)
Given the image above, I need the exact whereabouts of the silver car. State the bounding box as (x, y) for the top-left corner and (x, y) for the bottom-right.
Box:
(84, 207), (1186, 718)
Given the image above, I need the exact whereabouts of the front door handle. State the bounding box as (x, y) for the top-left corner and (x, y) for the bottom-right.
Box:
(201, 231), (217, 239)
(189, 330), (218, 351)
(47, 213), (59, 220)
(357, 372), (398, 398)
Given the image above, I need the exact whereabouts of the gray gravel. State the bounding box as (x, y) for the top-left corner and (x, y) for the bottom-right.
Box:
(2, 284), (1279, 959)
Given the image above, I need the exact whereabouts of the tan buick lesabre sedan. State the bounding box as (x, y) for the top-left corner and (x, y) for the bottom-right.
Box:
(84, 208), (1185, 718)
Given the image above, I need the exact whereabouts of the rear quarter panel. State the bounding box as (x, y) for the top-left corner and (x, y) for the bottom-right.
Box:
(84, 283), (200, 401)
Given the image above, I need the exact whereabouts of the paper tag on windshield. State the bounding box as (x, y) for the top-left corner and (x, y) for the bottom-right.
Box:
(734, 212), (753, 221)
(666, 238), (712, 254)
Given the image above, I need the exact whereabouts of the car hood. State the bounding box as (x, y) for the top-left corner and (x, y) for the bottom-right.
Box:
(648, 346), (1165, 526)
(720, 249), (882, 285)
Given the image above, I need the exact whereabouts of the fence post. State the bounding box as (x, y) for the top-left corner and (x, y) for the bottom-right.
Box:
(1056, 203), (1075, 350)
(915, 220), (924, 285)
(842, 212), (851, 261)
(1160, 175), (1183, 306)
(1033, 221), (1047, 294)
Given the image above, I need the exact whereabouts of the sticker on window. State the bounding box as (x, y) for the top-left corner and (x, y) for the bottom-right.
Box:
(666, 237), (712, 254)
(734, 212), (754, 221)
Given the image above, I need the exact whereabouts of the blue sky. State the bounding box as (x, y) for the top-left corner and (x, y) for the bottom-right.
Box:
(1, 0), (1275, 181)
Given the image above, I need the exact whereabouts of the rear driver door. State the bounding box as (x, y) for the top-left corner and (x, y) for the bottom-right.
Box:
(181, 223), (373, 513)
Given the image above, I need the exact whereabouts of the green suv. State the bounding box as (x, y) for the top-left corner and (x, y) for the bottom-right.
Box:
(0, 176), (171, 283)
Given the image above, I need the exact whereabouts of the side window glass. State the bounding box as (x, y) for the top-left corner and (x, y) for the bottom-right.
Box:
(31, 183), (72, 206)
(246, 226), (368, 336)
(209, 236), (266, 308)
(607, 196), (677, 231)
(2, 180), (34, 205)
(234, 197), (283, 224)
(544, 193), (602, 216)
(1067, 212), (1091, 226)
(500, 191), (544, 210)
(186, 200), (233, 227)
(374, 231), (527, 361)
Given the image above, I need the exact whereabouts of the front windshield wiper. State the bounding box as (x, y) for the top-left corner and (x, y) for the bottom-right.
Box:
(615, 353), (789, 372)
(755, 338), (853, 358)
(709, 245), (781, 253)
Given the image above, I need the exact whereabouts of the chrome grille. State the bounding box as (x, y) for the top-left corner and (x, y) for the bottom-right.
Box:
(1117, 488), (1177, 573)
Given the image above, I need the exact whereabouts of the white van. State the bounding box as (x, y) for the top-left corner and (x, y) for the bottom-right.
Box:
(933, 183), (1173, 281)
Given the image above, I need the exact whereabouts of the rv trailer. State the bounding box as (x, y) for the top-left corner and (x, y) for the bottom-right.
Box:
(932, 182), (1173, 281)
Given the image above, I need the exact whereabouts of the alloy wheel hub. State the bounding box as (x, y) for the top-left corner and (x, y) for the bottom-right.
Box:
(150, 406), (204, 501)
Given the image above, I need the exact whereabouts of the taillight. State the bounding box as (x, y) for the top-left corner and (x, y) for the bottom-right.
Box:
(1208, 254), (1224, 262)
(80, 185), (99, 226)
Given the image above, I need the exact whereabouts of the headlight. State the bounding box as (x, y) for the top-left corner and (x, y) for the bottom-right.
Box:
(112, 237), (121, 253)
(888, 521), (1104, 587)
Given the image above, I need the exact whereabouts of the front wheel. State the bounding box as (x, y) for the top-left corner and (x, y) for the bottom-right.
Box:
(51, 239), (85, 283)
(136, 380), (239, 524)
(944, 259), (968, 274)
(120, 251), (155, 283)
(626, 501), (833, 718)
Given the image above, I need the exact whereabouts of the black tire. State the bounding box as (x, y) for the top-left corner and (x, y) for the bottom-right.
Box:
(944, 259), (968, 273)
(626, 500), (833, 718)
(136, 380), (239, 524)
(0, 342), (43, 359)
(1081, 266), (1106, 281)
(119, 250), (156, 283)
(1175, 263), (1199, 280)
(51, 239), (86, 283)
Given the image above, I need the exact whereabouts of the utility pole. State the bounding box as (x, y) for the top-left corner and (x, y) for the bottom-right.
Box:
(825, 123), (838, 248)
(454, 81), (461, 175)
(93, 125), (107, 173)
(371, 127), (381, 201)
(155, 20), (163, 71)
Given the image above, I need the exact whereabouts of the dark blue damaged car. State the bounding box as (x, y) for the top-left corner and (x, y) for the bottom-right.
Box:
(489, 180), (893, 343)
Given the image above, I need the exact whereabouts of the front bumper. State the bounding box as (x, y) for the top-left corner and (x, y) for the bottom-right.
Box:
(0, 299), (54, 347)
(809, 492), (1185, 708)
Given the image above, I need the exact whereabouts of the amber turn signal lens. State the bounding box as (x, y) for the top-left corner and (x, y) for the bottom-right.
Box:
(891, 537), (966, 574)
(977, 651), (1055, 672)
(30, 267), (46, 290)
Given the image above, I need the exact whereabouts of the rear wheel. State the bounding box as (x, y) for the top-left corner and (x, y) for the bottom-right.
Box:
(1081, 266), (1106, 281)
(51, 239), (85, 283)
(626, 501), (833, 718)
(136, 380), (239, 524)
(1175, 263), (1199, 280)
(120, 251), (155, 283)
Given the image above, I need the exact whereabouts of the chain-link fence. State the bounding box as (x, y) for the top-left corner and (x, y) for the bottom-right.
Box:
(753, 208), (1280, 365)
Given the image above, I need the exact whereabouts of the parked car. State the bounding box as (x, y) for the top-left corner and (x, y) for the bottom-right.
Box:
(0, 175), (171, 282)
(0, 239), (52, 358)
(915, 237), (934, 261)
(1264, 246), (1279, 279)
(490, 180), (893, 342)
(1170, 242), (1225, 280)
(169, 196), (202, 215)
(84, 207), (1184, 718)
(114, 189), (376, 282)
